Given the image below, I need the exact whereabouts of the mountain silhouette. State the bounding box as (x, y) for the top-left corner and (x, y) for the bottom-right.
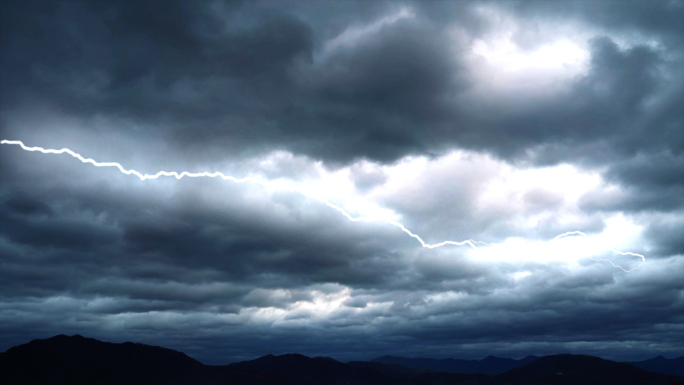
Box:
(0, 334), (251, 385)
(493, 354), (683, 385)
(1, 335), (682, 385)
(627, 355), (684, 377)
(371, 354), (539, 374)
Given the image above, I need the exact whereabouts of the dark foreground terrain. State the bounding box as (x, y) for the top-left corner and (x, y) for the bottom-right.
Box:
(370, 354), (539, 375)
(1, 335), (682, 385)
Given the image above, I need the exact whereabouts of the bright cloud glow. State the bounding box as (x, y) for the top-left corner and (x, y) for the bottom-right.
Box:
(472, 38), (589, 75)
(244, 287), (395, 326)
(1, 140), (646, 272)
(471, 215), (645, 271)
(459, 4), (592, 96)
(512, 271), (532, 280)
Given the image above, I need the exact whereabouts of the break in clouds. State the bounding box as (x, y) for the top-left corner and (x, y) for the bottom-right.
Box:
(0, 0), (682, 364)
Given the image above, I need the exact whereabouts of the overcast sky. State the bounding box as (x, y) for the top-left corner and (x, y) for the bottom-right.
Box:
(1, 0), (682, 364)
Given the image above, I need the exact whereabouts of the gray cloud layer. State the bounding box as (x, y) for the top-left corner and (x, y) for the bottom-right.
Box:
(1, 0), (682, 364)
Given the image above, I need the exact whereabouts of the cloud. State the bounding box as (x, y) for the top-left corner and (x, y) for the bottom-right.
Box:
(1, 0), (682, 365)
(322, 7), (416, 53)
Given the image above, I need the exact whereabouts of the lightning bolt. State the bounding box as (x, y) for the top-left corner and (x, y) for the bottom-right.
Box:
(554, 231), (645, 272)
(1, 140), (644, 271)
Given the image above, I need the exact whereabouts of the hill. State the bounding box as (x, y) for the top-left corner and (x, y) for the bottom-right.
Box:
(628, 356), (684, 377)
(0, 334), (250, 385)
(493, 354), (683, 385)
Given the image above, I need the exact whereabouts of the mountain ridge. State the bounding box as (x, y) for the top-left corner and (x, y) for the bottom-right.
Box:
(1, 335), (682, 385)
(370, 354), (540, 374)
(627, 355), (684, 377)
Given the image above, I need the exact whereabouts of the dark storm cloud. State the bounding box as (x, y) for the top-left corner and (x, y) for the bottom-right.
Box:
(577, 150), (684, 214)
(461, 36), (680, 158)
(2, 0), (465, 162)
(1, 0), (683, 365)
(0, 146), (421, 301)
(0, 0), (313, 155)
(2, 1), (681, 166)
(642, 216), (684, 258)
(505, 0), (684, 46)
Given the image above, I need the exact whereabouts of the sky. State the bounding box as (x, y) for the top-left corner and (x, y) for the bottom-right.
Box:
(0, 0), (682, 365)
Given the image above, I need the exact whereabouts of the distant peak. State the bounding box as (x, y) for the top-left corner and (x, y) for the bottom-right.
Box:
(48, 334), (85, 340)
(313, 356), (339, 362)
(481, 355), (503, 361)
(281, 353), (308, 358)
(371, 355), (403, 361)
